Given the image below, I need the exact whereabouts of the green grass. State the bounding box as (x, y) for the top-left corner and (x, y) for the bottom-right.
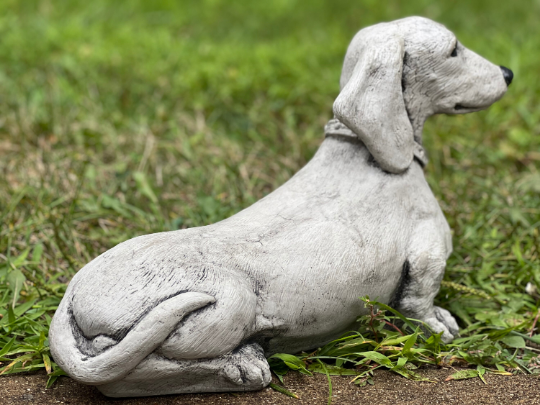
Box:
(269, 297), (528, 404)
(1, 0), (539, 390)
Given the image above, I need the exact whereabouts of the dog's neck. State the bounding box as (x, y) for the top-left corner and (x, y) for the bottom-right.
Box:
(324, 118), (428, 168)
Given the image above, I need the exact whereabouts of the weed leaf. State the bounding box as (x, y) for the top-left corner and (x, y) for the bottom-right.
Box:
(269, 383), (299, 399)
(500, 335), (526, 348)
(445, 369), (479, 381)
(6, 269), (26, 307)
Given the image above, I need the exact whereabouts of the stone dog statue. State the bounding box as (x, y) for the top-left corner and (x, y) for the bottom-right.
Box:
(49, 17), (512, 397)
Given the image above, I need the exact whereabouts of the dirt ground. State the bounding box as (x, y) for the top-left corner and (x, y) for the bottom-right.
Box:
(1, 367), (539, 405)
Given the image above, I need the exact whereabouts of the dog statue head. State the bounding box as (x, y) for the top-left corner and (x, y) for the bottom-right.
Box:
(333, 16), (512, 173)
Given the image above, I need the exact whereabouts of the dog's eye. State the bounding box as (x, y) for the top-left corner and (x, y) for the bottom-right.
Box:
(450, 43), (458, 57)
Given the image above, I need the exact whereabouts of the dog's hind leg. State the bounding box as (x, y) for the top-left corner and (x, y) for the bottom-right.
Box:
(95, 275), (268, 397)
(96, 343), (271, 397)
(393, 221), (459, 343)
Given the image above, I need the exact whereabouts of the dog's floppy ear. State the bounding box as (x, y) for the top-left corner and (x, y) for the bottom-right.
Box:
(333, 24), (414, 174)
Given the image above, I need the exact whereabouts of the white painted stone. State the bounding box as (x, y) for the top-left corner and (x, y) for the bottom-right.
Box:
(49, 16), (510, 397)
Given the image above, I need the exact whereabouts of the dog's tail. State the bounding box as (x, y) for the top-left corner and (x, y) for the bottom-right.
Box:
(49, 292), (215, 385)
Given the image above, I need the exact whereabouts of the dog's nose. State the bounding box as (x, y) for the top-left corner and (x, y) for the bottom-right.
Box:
(500, 66), (513, 86)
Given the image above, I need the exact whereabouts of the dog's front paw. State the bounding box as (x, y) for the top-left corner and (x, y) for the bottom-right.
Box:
(434, 306), (459, 336)
(424, 306), (459, 343)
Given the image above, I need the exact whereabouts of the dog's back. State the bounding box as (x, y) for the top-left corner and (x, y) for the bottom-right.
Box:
(66, 134), (449, 357)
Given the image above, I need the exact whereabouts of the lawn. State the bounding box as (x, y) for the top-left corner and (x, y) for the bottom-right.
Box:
(0, 0), (539, 390)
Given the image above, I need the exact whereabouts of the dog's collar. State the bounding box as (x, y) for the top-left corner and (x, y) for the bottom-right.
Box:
(324, 118), (428, 168)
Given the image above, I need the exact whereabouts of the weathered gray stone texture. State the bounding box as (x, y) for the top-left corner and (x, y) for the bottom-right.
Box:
(49, 16), (510, 397)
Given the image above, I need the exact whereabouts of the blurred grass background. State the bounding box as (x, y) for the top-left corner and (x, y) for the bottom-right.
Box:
(0, 0), (539, 377)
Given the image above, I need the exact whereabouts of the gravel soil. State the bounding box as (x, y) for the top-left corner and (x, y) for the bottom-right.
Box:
(1, 367), (539, 405)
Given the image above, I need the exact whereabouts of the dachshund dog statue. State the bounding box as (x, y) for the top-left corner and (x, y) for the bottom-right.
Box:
(49, 16), (512, 397)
